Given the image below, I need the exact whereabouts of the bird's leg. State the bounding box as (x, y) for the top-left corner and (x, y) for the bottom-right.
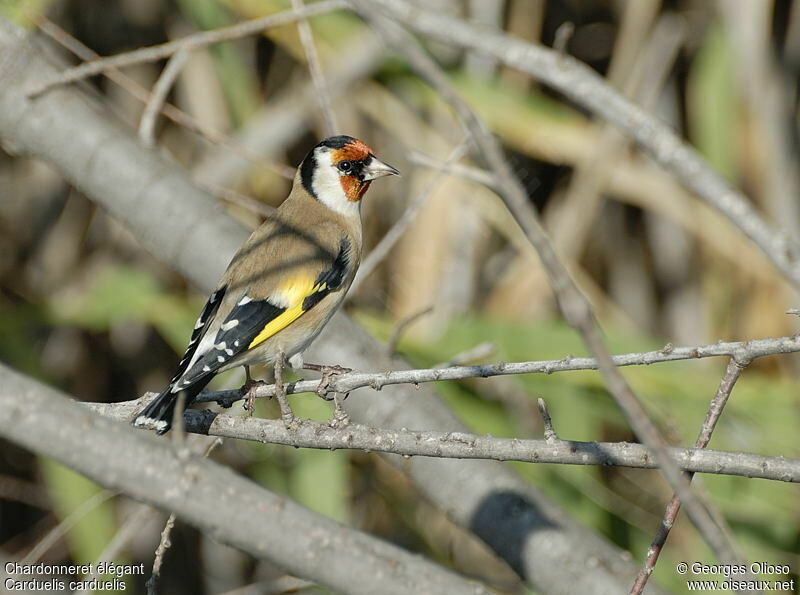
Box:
(274, 351), (296, 426)
(303, 363), (353, 399)
(241, 365), (268, 414)
(329, 392), (351, 428)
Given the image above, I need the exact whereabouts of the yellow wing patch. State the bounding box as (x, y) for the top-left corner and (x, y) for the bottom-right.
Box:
(247, 276), (327, 349)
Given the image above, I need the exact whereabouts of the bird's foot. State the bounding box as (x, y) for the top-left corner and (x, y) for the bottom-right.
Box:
(276, 396), (296, 428)
(274, 352), (296, 428)
(240, 378), (268, 415)
(327, 392), (351, 428)
(303, 363), (353, 399)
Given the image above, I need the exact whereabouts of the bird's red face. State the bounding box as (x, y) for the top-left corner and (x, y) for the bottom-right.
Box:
(330, 139), (375, 202)
(300, 135), (399, 215)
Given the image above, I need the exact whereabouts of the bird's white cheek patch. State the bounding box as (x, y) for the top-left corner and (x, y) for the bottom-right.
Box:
(311, 152), (361, 216)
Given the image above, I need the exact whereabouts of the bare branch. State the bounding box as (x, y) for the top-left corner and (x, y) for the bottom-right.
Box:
(85, 402), (800, 484)
(193, 30), (384, 188)
(354, 0), (800, 290)
(20, 491), (117, 566)
(146, 514), (175, 595)
(76, 504), (160, 595)
(37, 18), (294, 181)
(386, 305), (434, 355)
(0, 363), (490, 595)
(631, 358), (749, 594)
(184, 335), (799, 401)
(292, 0), (339, 135)
(537, 398), (559, 443)
(405, 149), (496, 188)
(139, 49), (190, 147)
(27, 1), (349, 97)
(349, 2), (749, 571)
(0, 20), (673, 592)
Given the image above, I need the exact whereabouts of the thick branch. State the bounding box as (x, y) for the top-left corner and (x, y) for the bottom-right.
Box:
(0, 364), (485, 595)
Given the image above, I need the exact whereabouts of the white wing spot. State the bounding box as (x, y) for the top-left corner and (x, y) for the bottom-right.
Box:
(225, 349), (233, 356)
(202, 365), (211, 372)
(238, 295), (252, 306)
(217, 355), (225, 362)
(194, 317), (205, 330)
(234, 340), (240, 347)
(134, 416), (168, 431)
(214, 341), (227, 350)
(221, 319), (239, 331)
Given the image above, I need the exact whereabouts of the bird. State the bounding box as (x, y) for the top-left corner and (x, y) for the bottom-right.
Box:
(132, 135), (399, 434)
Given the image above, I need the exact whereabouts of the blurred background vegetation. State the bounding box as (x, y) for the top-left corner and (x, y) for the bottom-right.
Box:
(0, 0), (798, 593)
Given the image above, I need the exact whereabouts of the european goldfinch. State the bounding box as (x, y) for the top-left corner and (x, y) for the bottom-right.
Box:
(133, 135), (399, 433)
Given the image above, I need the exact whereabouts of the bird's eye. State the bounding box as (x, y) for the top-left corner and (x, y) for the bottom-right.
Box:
(338, 161), (352, 173)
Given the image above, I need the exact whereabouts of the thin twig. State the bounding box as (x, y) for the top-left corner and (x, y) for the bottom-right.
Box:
(186, 334), (800, 403)
(19, 490), (117, 566)
(36, 18), (293, 181)
(351, 141), (471, 294)
(537, 398), (558, 442)
(406, 149), (496, 188)
(350, 2), (746, 572)
(76, 503), (159, 595)
(387, 305), (434, 355)
(146, 514), (175, 595)
(28, 1), (348, 98)
(146, 437), (221, 594)
(0, 475), (50, 509)
(139, 49), (190, 147)
(192, 30), (384, 188)
(630, 358), (749, 594)
(196, 180), (277, 218)
(354, 0), (800, 290)
(292, 0), (339, 135)
(549, 13), (686, 262)
(553, 22), (575, 55)
(434, 341), (496, 368)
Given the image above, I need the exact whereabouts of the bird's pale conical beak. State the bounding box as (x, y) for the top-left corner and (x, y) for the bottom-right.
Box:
(362, 156), (400, 180)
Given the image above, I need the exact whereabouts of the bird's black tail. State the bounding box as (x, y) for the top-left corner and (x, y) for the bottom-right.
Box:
(132, 374), (213, 435)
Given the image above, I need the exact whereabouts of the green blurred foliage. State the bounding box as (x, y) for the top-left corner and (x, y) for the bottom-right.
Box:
(39, 460), (127, 593)
(0, 0), (54, 27)
(688, 22), (738, 183)
(47, 265), (199, 354)
(357, 310), (800, 592)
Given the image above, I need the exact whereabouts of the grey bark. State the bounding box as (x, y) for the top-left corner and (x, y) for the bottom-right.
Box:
(0, 364), (486, 595)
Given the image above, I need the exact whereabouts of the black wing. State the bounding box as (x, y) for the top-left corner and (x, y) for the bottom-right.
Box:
(169, 286), (226, 385)
(302, 237), (352, 310)
(175, 296), (285, 387)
